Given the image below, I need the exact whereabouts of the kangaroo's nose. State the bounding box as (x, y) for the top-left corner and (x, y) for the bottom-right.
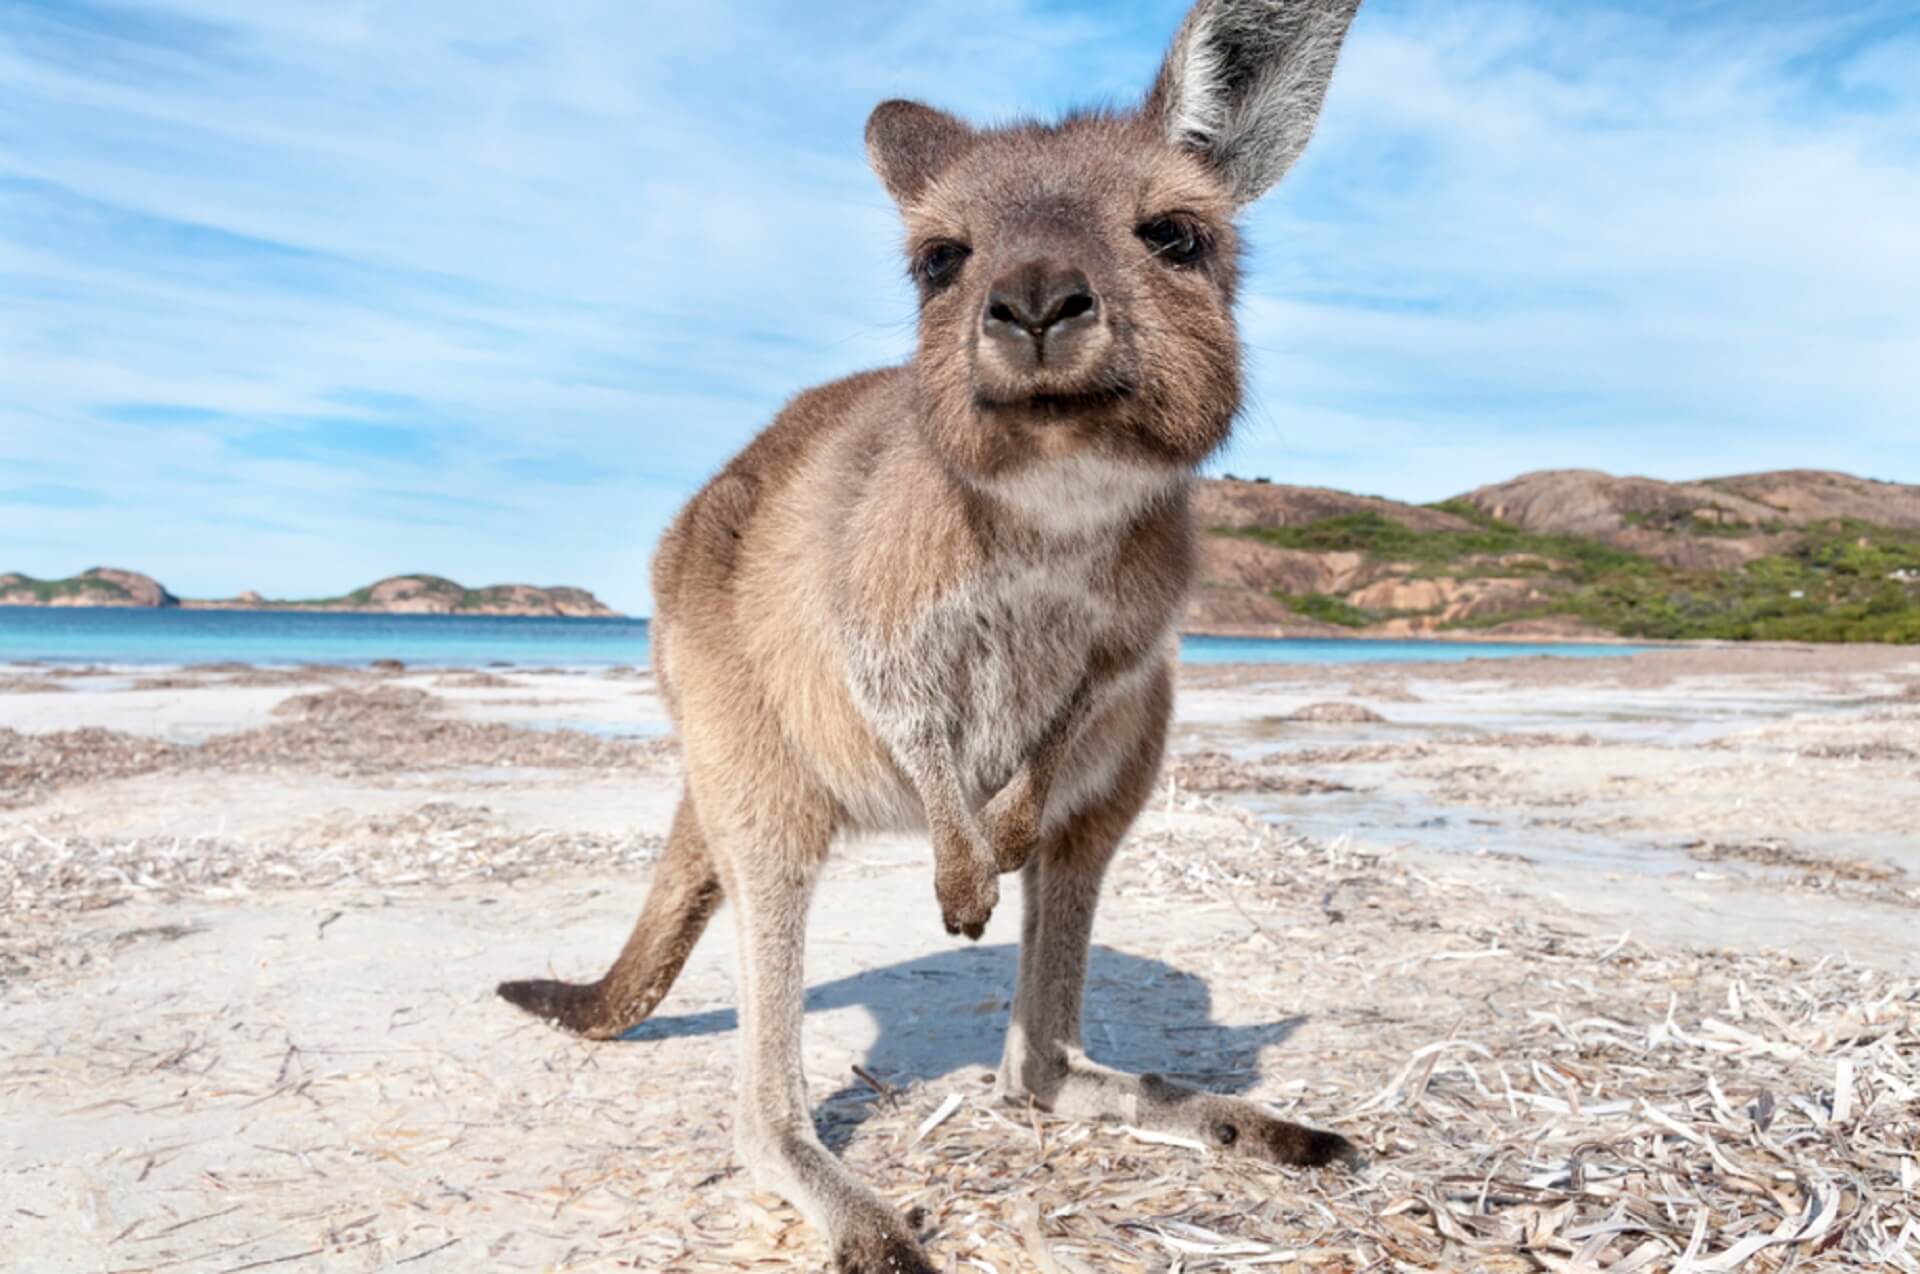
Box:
(982, 262), (1098, 364)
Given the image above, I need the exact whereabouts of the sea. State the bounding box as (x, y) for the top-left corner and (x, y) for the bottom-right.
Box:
(0, 607), (1647, 668)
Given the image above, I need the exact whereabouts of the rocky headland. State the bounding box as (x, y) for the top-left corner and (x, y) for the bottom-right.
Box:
(0, 570), (620, 618)
(1188, 467), (1920, 642)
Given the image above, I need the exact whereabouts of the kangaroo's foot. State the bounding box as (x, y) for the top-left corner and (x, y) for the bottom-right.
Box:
(999, 1050), (1360, 1169)
(832, 1222), (938, 1274)
(738, 1116), (937, 1273)
(1130, 1070), (1360, 1167)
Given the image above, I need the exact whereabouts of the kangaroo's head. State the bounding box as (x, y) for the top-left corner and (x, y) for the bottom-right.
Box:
(868, 0), (1360, 511)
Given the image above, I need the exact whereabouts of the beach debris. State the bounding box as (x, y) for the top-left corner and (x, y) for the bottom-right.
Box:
(912, 1092), (965, 1147)
(270, 684), (438, 721)
(1684, 837), (1905, 886)
(0, 726), (187, 806)
(0, 687), (676, 810)
(0, 675), (71, 693)
(814, 799), (1920, 1273)
(129, 674), (217, 690)
(1285, 701), (1389, 724)
(0, 801), (665, 925)
(432, 671), (523, 689)
(1168, 751), (1354, 795)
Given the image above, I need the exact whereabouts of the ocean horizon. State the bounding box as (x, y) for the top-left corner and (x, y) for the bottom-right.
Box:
(0, 606), (1649, 668)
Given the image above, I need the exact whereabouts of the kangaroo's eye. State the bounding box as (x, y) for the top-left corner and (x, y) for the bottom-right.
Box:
(1138, 216), (1207, 266)
(916, 241), (971, 289)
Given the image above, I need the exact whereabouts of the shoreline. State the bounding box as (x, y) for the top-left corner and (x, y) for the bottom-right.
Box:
(6, 635), (1917, 677)
(11, 601), (1917, 648)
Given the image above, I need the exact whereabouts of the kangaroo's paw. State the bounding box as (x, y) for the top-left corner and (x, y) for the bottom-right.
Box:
(981, 771), (1044, 872)
(932, 846), (999, 940)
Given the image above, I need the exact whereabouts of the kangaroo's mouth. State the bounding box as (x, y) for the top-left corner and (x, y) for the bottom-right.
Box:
(972, 380), (1134, 420)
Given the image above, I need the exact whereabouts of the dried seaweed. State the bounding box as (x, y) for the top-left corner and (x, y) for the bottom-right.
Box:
(0, 687), (677, 809)
(0, 676), (70, 694)
(808, 802), (1920, 1273)
(1, 801), (663, 926)
(1170, 751), (1355, 796)
(1285, 702), (1388, 725)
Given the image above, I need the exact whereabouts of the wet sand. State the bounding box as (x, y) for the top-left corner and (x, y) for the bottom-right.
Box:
(2, 645), (1916, 1270)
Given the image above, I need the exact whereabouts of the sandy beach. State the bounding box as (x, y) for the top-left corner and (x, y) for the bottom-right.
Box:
(3, 646), (1917, 1271)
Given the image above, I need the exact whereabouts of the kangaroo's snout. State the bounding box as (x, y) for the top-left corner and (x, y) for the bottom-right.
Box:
(982, 262), (1099, 369)
(975, 256), (1114, 398)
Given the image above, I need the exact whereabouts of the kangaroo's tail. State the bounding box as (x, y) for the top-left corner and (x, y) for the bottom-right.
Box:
(497, 795), (722, 1040)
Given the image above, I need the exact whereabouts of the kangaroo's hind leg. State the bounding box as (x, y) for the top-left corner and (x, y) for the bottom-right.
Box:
(696, 745), (937, 1273)
(997, 667), (1356, 1168)
(498, 794), (723, 1040)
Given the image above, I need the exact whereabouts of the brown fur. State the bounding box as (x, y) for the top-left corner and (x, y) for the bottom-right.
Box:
(499, 4), (1364, 1268)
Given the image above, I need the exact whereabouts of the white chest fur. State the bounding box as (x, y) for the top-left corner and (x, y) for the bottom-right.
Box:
(977, 451), (1184, 539)
(935, 545), (1116, 800)
(839, 452), (1181, 831)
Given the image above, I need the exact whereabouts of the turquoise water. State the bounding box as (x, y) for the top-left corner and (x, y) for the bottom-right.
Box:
(0, 607), (1646, 668)
(0, 608), (651, 668)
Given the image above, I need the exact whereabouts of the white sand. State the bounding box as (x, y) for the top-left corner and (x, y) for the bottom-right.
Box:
(3, 647), (1917, 1270)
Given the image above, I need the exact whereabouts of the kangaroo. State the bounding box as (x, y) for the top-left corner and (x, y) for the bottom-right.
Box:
(499, 2), (1363, 1268)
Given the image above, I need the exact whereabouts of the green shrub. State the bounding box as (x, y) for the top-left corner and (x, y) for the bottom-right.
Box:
(1224, 511), (1920, 644)
(1276, 591), (1378, 628)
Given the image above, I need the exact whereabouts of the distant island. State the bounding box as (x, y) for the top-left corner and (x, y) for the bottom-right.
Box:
(7, 468), (1917, 640)
(1192, 467), (1920, 643)
(0, 569), (621, 618)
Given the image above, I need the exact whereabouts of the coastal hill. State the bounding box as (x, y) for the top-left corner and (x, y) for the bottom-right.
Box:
(0, 567), (179, 609)
(1191, 468), (1920, 642)
(0, 570), (620, 618)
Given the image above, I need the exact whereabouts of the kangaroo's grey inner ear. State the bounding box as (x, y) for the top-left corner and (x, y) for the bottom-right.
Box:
(1146, 0), (1361, 205)
(866, 99), (974, 205)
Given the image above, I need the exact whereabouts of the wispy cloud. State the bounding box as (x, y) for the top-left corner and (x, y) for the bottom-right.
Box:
(1224, 0), (1920, 494)
(0, 483), (107, 509)
(2, 0), (1916, 611)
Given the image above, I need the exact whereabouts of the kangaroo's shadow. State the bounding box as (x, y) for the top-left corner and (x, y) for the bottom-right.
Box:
(622, 942), (1303, 1152)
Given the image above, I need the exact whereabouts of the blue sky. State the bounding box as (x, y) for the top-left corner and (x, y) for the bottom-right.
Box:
(2, 0), (1917, 615)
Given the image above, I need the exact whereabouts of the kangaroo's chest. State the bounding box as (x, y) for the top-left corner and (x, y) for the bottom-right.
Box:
(934, 552), (1117, 795)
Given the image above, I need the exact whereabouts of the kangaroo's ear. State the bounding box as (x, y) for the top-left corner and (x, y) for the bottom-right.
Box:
(866, 100), (974, 205)
(1146, 0), (1361, 205)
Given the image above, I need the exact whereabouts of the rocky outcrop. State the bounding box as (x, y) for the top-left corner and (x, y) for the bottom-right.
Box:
(1182, 467), (1919, 642)
(458, 584), (616, 618)
(1197, 537), (1370, 597)
(1702, 470), (1920, 529)
(1196, 478), (1474, 533)
(6, 571), (620, 617)
(1184, 583), (1345, 635)
(1458, 468), (1920, 541)
(312, 576), (619, 617)
(0, 568), (177, 608)
(1346, 574), (1556, 620)
(1457, 470), (1785, 538)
